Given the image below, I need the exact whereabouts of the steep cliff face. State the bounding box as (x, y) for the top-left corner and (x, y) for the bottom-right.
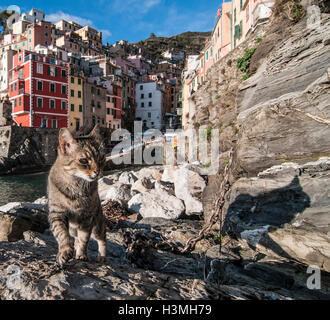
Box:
(191, 1), (330, 288)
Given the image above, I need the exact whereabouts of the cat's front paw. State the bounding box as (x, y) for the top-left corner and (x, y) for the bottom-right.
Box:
(97, 256), (107, 263)
(75, 253), (90, 261)
(57, 245), (74, 266)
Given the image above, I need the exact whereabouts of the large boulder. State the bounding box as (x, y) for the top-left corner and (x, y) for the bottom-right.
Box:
(0, 203), (48, 242)
(128, 189), (185, 220)
(222, 158), (330, 272)
(131, 178), (153, 194)
(173, 167), (206, 215)
(98, 182), (132, 205)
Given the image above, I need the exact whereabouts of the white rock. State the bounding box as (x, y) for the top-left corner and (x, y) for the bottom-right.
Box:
(118, 172), (138, 185)
(128, 189), (185, 220)
(131, 178), (153, 194)
(135, 167), (162, 181)
(98, 182), (132, 205)
(0, 202), (46, 213)
(161, 166), (179, 183)
(173, 167), (206, 215)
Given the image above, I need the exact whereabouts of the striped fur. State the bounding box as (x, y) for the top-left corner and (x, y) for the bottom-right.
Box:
(47, 125), (107, 265)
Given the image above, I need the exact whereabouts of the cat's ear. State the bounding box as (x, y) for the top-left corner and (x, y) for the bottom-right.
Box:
(89, 125), (103, 145)
(59, 128), (78, 155)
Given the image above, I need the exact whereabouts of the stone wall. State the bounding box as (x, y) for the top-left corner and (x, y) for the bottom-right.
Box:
(0, 126), (60, 174)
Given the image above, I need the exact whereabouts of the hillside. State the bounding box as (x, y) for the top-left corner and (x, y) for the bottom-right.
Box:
(134, 31), (211, 58)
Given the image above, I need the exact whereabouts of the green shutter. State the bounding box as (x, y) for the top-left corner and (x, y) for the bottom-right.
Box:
(47, 66), (50, 76)
(55, 68), (58, 77)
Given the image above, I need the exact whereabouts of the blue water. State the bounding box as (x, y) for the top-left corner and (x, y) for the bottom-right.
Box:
(0, 172), (49, 206)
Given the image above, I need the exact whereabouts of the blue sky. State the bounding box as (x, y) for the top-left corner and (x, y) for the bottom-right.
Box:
(1, 1), (230, 43)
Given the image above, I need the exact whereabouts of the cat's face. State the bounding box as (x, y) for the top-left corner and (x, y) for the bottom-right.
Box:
(58, 126), (105, 182)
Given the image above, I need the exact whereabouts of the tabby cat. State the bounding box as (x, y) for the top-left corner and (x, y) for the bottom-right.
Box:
(47, 125), (107, 265)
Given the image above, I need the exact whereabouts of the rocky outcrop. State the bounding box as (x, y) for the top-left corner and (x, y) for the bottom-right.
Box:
(128, 189), (185, 220)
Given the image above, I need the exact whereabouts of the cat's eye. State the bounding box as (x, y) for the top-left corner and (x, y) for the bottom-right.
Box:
(79, 158), (88, 165)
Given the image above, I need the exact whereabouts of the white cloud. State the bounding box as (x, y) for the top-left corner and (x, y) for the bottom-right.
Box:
(46, 11), (93, 26)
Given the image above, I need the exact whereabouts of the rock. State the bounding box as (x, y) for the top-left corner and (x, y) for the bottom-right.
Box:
(161, 166), (179, 183)
(173, 167), (206, 215)
(98, 182), (132, 205)
(118, 171), (138, 185)
(34, 196), (48, 205)
(222, 158), (330, 272)
(154, 180), (175, 196)
(131, 178), (153, 193)
(0, 203), (48, 242)
(128, 189), (185, 220)
(135, 167), (162, 181)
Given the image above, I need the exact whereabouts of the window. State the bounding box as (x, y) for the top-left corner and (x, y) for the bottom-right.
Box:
(97, 89), (100, 95)
(79, 105), (82, 112)
(37, 98), (43, 108)
(14, 83), (17, 91)
(61, 69), (66, 78)
(71, 77), (74, 84)
(19, 97), (21, 106)
(234, 8), (237, 23)
(78, 91), (81, 98)
(50, 100), (55, 109)
(141, 102), (145, 108)
(140, 85), (143, 90)
(149, 101), (152, 107)
(107, 108), (110, 115)
(37, 81), (43, 91)
(52, 118), (57, 129)
(37, 63), (43, 74)
(50, 83), (55, 93)
(148, 112), (151, 118)
(61, 101), (66, 110)
(42, 117), (47, 127)
(71, 104), (74, 111)
(141, 94), (144, 99)
(148, 93), (152, 98)
(78, 78), (81, 85)
(71, 90), (74, 97)
(48, 66), (56, 77)
(11, 84), (13, 92)
(15, 99), (17, 107)
(61, 85), (66, 94)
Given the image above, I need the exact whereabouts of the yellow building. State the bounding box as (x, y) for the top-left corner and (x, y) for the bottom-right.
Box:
(68, 73), (84, 132)
(75, 26), (103, 50)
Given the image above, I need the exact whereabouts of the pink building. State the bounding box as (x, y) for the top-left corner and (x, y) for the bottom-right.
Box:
(212, 1), (232, 62)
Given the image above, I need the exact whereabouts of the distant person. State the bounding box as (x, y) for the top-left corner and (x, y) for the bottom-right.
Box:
(41, 123), (45, 128)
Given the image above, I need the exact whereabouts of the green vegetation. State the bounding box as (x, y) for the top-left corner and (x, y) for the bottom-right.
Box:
(228, 120), (234, 127)
(237, 48), (256, 73)
(223, 158), (230, 166)
(206, 127), (212, 141)
(256, 37), (262, 43)
(241, 72), (251, 81)
(234, 128), (239, 135)
(215, 94), (221, 99)
(225, 104), (231, 109)
(204, 161), (211, 169)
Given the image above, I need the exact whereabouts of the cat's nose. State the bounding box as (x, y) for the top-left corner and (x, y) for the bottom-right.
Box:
(91, 171), (99, 179)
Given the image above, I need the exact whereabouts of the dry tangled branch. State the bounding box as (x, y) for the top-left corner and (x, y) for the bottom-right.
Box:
(181, 149), (234, 254)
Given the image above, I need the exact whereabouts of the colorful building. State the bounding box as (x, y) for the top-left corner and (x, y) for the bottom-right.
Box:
(212, 1), (232, 62)
(68, 72), (84, 132)
(8, 51), (69, 128)
(231, 0), (274, 49)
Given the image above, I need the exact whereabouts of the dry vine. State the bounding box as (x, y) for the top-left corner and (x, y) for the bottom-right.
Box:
(181, 149), (234, 254)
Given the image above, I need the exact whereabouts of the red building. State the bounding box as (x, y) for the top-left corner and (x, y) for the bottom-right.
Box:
(8, 51), (69, 128)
